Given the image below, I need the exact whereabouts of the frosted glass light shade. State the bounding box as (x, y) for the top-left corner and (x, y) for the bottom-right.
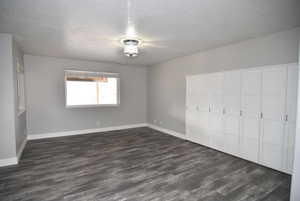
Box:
(122, 39), (141, 57)
(124, 42), (138, 57)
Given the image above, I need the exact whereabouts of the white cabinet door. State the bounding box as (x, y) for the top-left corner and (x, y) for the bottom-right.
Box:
(240, 68), (262, 162)
(186, 75), (210, 146)
(284, 123), (296, 173)
(260, 66), (287, 171)
(186, 75), (200, 140)
(209, 72), (224, 113)
(283, 64), (298, 173)
(209, 112), (224, 151)
(261, 120), (285, 170)
(208, 73), (225, 151)
(223, 70), (241, 156)
(286, 64), (298, 123)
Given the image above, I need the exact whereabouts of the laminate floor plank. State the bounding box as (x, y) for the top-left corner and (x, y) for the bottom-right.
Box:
(0, 127), (291, 201)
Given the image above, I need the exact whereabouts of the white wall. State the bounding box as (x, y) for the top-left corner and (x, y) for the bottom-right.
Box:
(291, 38), (300, 201)
(0, 34), (26, 160)
(0, 34), (17, 159)
(12, 40), (27, 155)
(24, 55), (147, 135)
(148, 27), (300, 134)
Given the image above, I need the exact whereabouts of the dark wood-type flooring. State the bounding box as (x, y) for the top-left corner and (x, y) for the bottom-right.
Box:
(0, 127), (291, 201)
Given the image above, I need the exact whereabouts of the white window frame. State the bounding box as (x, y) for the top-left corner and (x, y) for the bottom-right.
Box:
(64, 70), (120, 108)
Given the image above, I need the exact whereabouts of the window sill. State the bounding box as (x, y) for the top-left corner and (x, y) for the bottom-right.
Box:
(66, 104), (120, 109)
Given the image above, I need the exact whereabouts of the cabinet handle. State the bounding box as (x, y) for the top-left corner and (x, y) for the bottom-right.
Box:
(285, 115), (288, 122)
(260, 112), (263, 119)
(223, 108), (226, 115)
(209, 107), (211, 112)
(240, 110), (243, 116)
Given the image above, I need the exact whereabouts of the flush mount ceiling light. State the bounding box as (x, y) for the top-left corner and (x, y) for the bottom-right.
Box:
(121, 38), (142, 58)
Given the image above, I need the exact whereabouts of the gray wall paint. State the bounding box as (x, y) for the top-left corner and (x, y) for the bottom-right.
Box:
(148, 27), (300, 134)
(291, 37), (300, 201)
(0, 34), (17, 159)
(12, 40), (27, 154)
(24, 55), (147, 135)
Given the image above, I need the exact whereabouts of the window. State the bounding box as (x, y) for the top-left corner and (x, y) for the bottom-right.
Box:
(65, 70), (119, 107)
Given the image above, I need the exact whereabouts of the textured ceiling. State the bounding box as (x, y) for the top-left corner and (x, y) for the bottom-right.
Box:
(0, 0), (300, 66)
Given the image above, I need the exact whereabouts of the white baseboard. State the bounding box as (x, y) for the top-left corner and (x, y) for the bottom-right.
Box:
(0, 138), (27, 167)
(0, 157), (18, 167)
(17, 138), (27, 160)
(27, 123), (148, 140)
(147, 124), (187, 140)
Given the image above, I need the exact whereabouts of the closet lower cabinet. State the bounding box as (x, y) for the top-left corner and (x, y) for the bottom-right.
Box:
(186, 63), (298, 174)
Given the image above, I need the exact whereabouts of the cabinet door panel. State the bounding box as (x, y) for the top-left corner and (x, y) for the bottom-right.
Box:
(241, 69), (261, 117)
(224, 71), (241, 96)
(240, 137), (259, 162)
(224, 95), (240, 116)
(240, 117), (260, 162)
(209, 73), (224, 113)
(287, 64), (298, 122)
(284, 123), (296, 173)
(261, 120), (284, 170)
(223, 116), (240, 155)
(286, 147), (295, 173)
(260, 144), (282, 170)
(196, 94), (210, 112)
(209, 72), (224, 94)
(242, 118), (260, 140)
(262, 95), (285, 121)
(208, 112), (224, 151)
(262, 66), (286, 121)
(262, 120), (284, 145)
(242, 95), (261, 117)
(242, 70), (261, 95)
(224, 70), (241, 115)
(186, 76), (198, 111)
(186, 110), (210, 146)
(186, 109), (198, 137)
(224, 116), (239, 134)
(210, 94), (223, 113)
(195, 111), (211, 146)
(208, 113), (223, 132)
(210, 132), (225, 151)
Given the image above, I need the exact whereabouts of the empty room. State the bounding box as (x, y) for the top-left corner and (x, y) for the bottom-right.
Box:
(1, 0), (300, 200)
